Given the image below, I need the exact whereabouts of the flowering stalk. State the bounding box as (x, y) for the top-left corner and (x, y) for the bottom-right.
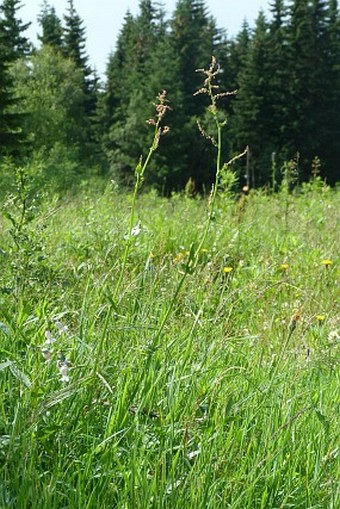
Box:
(194, 57), (247, 260)
(113, 91), (170, 302)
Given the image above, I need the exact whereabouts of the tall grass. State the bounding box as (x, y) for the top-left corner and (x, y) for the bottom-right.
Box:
(0, 60), (339, 508)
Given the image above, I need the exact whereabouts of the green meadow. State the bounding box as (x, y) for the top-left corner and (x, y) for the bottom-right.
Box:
(0, 179), (339, 508)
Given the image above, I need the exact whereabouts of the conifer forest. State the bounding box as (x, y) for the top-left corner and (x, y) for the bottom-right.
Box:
(0, 0), (339, 193)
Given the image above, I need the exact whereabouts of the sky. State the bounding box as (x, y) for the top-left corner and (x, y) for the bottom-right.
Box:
(20, 0), (271, 76)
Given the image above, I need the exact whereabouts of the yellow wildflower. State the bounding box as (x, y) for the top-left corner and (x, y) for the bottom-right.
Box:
(280, 263), (289, 271)
(316, 314), (325, 323)
(223, 266), (233, 274)
(321, 259), (333, 267)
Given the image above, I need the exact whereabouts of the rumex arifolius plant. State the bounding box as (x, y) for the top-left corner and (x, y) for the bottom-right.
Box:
(112, 90), (171, 303)
(193, 56), (248, 257)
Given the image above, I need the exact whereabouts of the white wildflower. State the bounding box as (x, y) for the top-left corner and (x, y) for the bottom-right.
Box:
(44, 330), (56, 345)
(54, 320), (68, 335)
(124, 221), (141, 240)
(57, 359), (71, 382)
(131, 221), (141, 236)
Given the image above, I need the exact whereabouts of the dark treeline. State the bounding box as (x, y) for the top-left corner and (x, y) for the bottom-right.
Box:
(0, 0), (339, 193)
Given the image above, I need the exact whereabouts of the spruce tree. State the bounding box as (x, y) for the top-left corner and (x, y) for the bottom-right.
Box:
(225, 21), (251, 138)
(140, 9), (186, 190)
(168, 0), (225, 190)
(104, 11), (137, 120)
(231, 11), (272, 186)
(0, 20), (19, 154)
(266, 0), (291, 171)
(63, 0), (99, 161)
(0, 0), (31, 61)
(38, 1), (63, 50)
(63, 0), (88, 70)
(323, 0), (340, 183)
(171, 0), (215, 116)
(309, 0), (331, 173)
(103, 2), (170, 186)
(0, 0), (28, 156)
(227, 20), (251, 92)
(285, 0), (316, 178)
